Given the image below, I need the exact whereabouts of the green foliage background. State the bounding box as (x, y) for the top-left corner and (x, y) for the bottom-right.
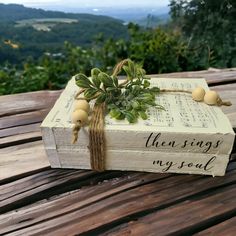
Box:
(0, 0), (235, 95)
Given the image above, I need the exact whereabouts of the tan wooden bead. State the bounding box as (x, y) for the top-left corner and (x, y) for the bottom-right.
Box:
(71, 109), (88, 126)
(74, 100), (90, 113)
(192, 87), (205, 102)
(204, 91), (219, 105)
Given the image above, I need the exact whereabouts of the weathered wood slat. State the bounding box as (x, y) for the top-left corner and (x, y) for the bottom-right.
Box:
(0, 131), (42, 148)
(211, 83), (236, 128)
(1, 164), (236, 235)
(0, 90), (61, 117)
(0, 108), (50, 129)
(153, 68), (236, 85)
(212, 83), (236, 104)
(102, 185), (236, 236)
(0, 172), (169, 234)
(195, 216), (236, 236)
(0, 141), (49, 181)
(0, 169), (100, 214)
(0, 169), (79, 198)
(0, 123), (40, 138)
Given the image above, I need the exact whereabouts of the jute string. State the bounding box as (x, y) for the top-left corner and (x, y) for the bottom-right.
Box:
(89, 103), (106, 171)
(71, 125), (80, 144)
(159, 89), (231, 106)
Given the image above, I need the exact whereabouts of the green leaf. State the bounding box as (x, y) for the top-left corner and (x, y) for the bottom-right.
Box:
(98, 72), (113, 87)
(95, 93), (106, 104)
(128, 60), (136, 77)
(91, 68), (101, 88)
(132, 85), (140, 95)
(139, 111), (148, 120)
(150, 86), (160, 93)
(91, 68), (101, 77)
(84, 88), (97, 99)
(143, 80), (150, 88)
(131, 101), (139, 109)
(138, 93), (153, 101)
(92, 76), (101, 88)
(122, 65), (132, 79)
(115, 112), (125, 120)
(125, 111), (136, 123)
(109, 109), (121, 119)
(75, 73), (92, 88)
(112, 76), (119, 87)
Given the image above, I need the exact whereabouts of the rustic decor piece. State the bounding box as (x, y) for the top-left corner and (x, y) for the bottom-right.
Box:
(41, 75), (235, 176)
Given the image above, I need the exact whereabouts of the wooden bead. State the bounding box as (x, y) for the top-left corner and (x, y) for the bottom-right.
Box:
(74, 100), (90, 113)
(71, 109), (88, 125)
(192, 87), (205, 102)
(204, 91), (219, 105)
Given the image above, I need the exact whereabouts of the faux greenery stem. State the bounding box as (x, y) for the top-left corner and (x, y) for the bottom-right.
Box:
(74, 59), (163, 123)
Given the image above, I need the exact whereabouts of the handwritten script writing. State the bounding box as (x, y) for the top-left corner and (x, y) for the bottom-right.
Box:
(152, 156), (217, 172)
(146, 132), (223, 153)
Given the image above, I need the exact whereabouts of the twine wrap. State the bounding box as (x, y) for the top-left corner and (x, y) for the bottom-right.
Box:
(89, 103), (106, 171)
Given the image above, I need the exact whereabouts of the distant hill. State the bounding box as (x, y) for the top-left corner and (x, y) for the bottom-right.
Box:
(0, 3), (124, 23)
(0, 4), (128, 64)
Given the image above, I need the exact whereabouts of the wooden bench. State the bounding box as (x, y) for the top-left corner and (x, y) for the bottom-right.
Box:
(1, 68), (236, 235)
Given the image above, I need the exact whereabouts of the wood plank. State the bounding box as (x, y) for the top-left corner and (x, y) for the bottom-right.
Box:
(195, 216), (236, 236)
(0, 169), (99, 214)
(0, 108), (50, 129)
(152, 68), (236, 85)
(0, 123), (40, 138)
(0, 141), (49, 181)
(0, 171), (168, 219)
(0, 164), (236, 235)
(0, 90), (61, 117)
(211, 84), (236, 128)
(0, 131), (42, 148)
(102, 185), (236, 236)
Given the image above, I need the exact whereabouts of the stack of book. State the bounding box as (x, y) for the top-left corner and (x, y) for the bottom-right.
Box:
(41, 77), (235, 176)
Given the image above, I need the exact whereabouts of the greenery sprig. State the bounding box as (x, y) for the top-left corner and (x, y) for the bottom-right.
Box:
(75, 59), (164, 123)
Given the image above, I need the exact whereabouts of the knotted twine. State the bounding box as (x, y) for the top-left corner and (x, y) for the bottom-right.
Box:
(89, 103), (106, 171)
(71, 60), (130, 171)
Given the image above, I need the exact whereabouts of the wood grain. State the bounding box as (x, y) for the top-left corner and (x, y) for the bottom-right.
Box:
(0, 131), (42, 148)
(0, 90), (61, 117)
(0, 141), (49, 181)
(152, 67), (236, 85)
(0, 172), (169, 234)
(211, 83), (236, 127)
(0, 164), (235, 235)
(0, 108), (50, 129)
(195, 216), (236, 236)
(0, 122), (41, 138)
(102, 185), (236, 236)
(0, 168), (98, 214)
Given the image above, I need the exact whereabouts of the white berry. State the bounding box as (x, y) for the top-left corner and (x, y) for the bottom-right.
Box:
(204, 91), (219, 105)
(74, 100), (90, 113)
(71, 109), (88, 125)
(192, 87), (205, 102)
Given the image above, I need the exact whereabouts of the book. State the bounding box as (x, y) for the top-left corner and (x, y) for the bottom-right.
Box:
(41, 77), (235, 176)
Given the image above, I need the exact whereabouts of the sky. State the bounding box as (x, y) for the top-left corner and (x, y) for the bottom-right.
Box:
(0, 0), (170, 8)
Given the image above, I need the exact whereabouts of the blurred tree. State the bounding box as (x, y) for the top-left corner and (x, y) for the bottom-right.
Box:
(169, 0), (236, 67)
